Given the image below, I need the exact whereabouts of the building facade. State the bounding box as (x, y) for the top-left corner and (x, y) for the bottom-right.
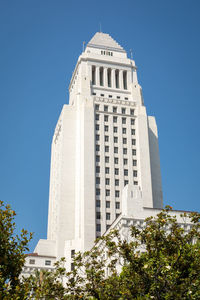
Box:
(22, 32), (164, 273)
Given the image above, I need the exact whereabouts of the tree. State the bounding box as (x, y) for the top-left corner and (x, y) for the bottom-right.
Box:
(0, 200), (32, 298)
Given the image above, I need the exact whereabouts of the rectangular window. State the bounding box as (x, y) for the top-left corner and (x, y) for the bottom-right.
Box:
(96, 200), (101, 207)
(115, 70), (119, 88)
(133, 170), (138, 177)
(106, 189), (110, 196)
(100, 67), (103, 86)
(45, 260), (51, 266)
(105, 146), (109, 152)
(105, 156), (109, 163)
(96, 124), (99, 131)
(124, 180), (128, 186)
(113, 106), (117, 113)
(115, 179), (119, 186)
(114, 158), (119, 164)
(113, 116), (117, 123)
(132, 149), (136, 155)
(29, 259), (35, 265)
(131, 129), (135, 135)
(123, 148), (127, 154)
(95, 114), (99, 121)
(133, 160), (137, 166)
(123, 138), (127, 144)
(96, 145), (100, 151)
(96, 155), (100, 162)
(115, 168), (119, 175)
(114, 147), (118, 153)
(131, 118), (135, 125)
(96, 177), (100, 184)
(95, 104), (99, 111)
(106, 224), (110, 230)
(134, 181), (138, 185)
(116, 202), (120, 209)
(122, 117), (126, 124)
(107, 69), (111, 87)
(109, 95), (112, 98)
(123, 158), (128, 165)
(104, 125), (109, 131)
(96, 166), (100, 173)
(115, 191), (120, 197)
(96, 135), (100, 141)
(106, 213), (110, 220)
(105, 178), (110, 185)
(96, 212), (101, 219)
(105, 167), (110, 174)
(121, 108), (126, 114)
(132, 139), (136, 145)
(130, 109), (134, 115)
(123, 71), (127, 90)
(105, 135), (109, 142)
(71, 263), (74, 271)
(106, 201), (110, 208)
(96, 188), (100, 196)
(122, 128), (126, 134)
(71, 249), (75, 258)
(117, 96), (120, 99)
(104, 115), (109, 122)
(113, 127), (118, 133)
(100, 93), (104, 97)
(124, 169), (128, 176)
(114, 136), (118, 143)
(92, 66), (96, 85)
(104, 105), (108, 112)
(116, 213), (120, 218)
(96, 224), (101, 232)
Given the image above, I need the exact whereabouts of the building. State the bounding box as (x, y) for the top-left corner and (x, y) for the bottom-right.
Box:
(22, 32), (165, 275)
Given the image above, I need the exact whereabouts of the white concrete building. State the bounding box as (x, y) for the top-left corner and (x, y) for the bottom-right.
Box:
(22, 32), (165, 273)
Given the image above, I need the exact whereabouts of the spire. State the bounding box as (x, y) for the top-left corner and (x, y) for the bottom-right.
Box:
(87, 32), (125, 53)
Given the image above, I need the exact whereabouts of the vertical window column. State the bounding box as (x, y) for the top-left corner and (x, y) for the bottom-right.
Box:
(92, 66), (96, 85)
(100, 67), (104, 86)
(96, 66), (100, 86)
(104, 67), (108, 87)
(111, 69), (115, 88)
(119, 70), (123, 90)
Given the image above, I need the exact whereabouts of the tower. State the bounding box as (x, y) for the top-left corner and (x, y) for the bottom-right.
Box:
(33, 32), (163, 269)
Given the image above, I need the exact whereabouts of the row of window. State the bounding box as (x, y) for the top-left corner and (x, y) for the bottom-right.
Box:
(96, 156), (137, 166)
(95, 105), (134, 115)
(96, 114), (135, 125)
(93, 93), (129, 101)
(96, 144), (136, 154)
(96, 177), (137, 185)
(92, 66), (127, 90)
(96, 125), (135, 135)
(96, 221), (120, 233)
(29, 259), (51, 266)
(96, 145), (136, 156)
(96, 167), (137, 177)
(96, 135), (136, 145)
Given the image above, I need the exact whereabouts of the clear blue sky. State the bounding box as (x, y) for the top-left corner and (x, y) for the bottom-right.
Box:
(0, 0), (200, 252)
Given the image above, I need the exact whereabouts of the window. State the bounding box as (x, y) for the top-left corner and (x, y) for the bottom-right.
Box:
(123, 148), (127, 154)
(123, 138), (127, 144)
(100, 93), (104, 97)
(122, 117), (126, 124)
(96, 135), (100, 141)
(104, 125), (109, 131)
(109, 95), (112, 98)
(125, 97), (128, 100)
(131, 129), (135, 135)
(96, 156), (100, 162)
(104, 115), (109, 122)
(132, 149), (136, 155)
(92, 66), (96, 85)
(104, 105), (108, 112)
(122, 128), (126, 134)
(113, 106), (117, 113)
(96, 166), (100, 173)
(114, 157), (119, 164)
(114, 136), (118, 143)
(106, 201), (110, 208)
(117, 96), (120, 99)
(105, 178), (110, 185)
(96, 212), (101, 219)
(71, 249), (75, 258)
(105, 146), (109, 152)
(105, 156), (109, 163)
(95, 104), (99, 111)
(121, 108), (126, 114)
(124, 169), (128, 176)
(45, 260), (51, 266)
(113, 116), (117, 123)
(107, 69), (111, 87)
(113, 126), (118, 133)
(115, 179), (119, 186)
(71, 263), (74, 271)
(95, 114), (99, 121)
(134, 181), (138, 185)
(105, 135), (109, 142)
(96, 124), (99, 130)
(132, 139), (136, 145)
(133, 160), (137, 166)
(123, 71), (127, 90)
(106, 189), (110, 196)
(106, 224), (110, 230)
(116, 202), (120, 209)
(123, 158), (128, 165)
(115, 168), (119, 175)
(130, 109), (134, 115)
(106, 213), (110, 220)
(93, 92), (96, 95)
(114, 147), (118, 153)
(96, 224), (101, 232)
(105, 167), (110, 174)
(115, 191), (120, 197)
(133, 170), (138, 177)
(131, 118), (135, 125)
(96, 145), (100, 151)
(96, 200), (100, 207)
(100, 67), (104, 86)
(115, 70), (119, 88)
(124, 180), (128, 186)
(29, 259), (35, 265)
(96, 188), (100, 196)
(116, 213), (120, 218)
(96, 177), (100, 184)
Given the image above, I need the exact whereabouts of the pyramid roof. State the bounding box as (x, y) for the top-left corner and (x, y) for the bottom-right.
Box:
(87, 32), (125, 53)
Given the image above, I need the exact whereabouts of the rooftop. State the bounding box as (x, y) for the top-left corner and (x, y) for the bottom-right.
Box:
(87, 32), (125, 53)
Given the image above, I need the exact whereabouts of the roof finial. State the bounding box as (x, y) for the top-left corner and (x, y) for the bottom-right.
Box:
(99, 22), (102, 33)
(83, 41), (85, 52)
(130, 49), (133, 59)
